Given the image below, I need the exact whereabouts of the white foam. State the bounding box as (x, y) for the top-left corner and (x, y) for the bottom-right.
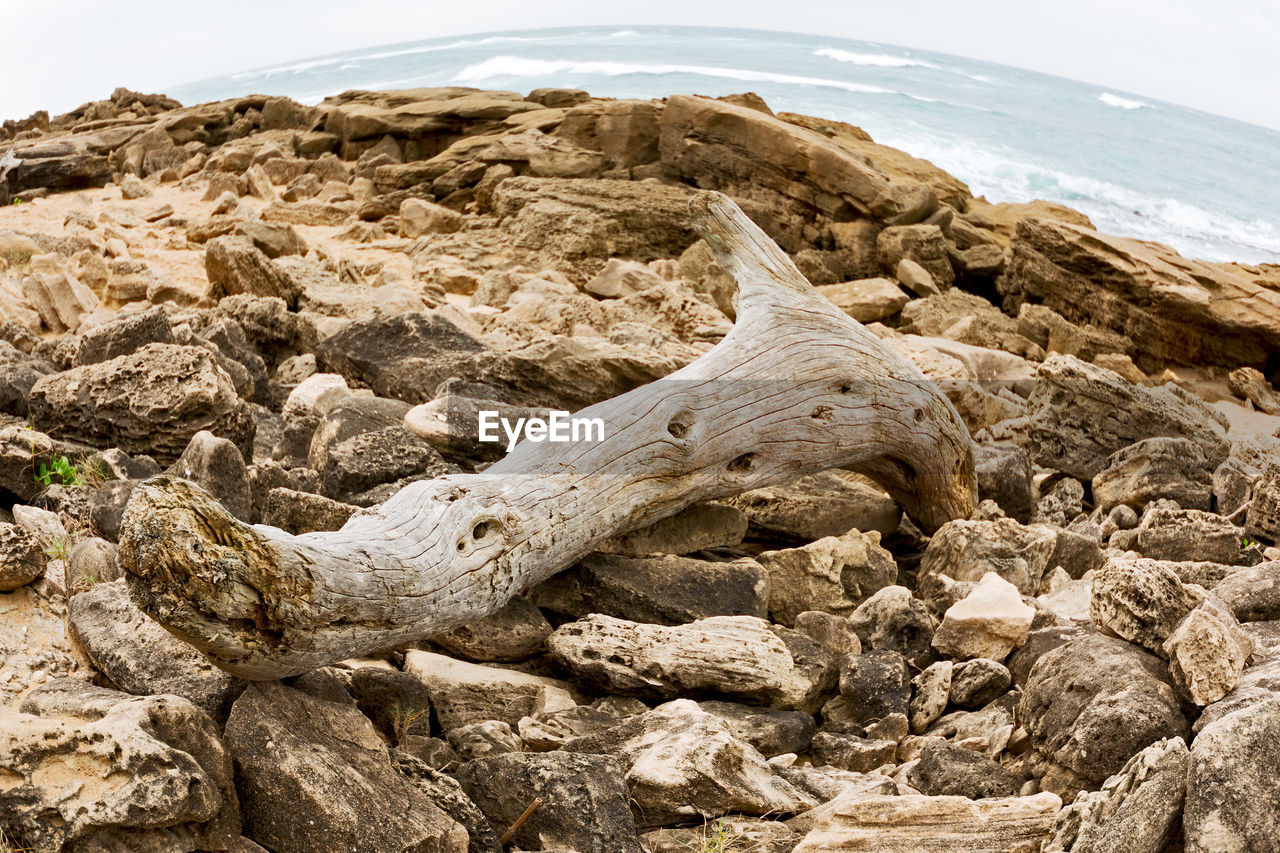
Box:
(450, 55), (915, 97)
(239, 35), (556, 79)
(608, 29), (640, 38)
(1099, 92), (1151, 110)
(814, 48), (935, 69)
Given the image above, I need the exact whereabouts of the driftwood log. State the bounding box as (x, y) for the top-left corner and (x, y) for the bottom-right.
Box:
(120, 191), (976, 679)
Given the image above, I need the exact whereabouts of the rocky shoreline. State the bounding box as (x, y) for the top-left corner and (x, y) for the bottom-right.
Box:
(2, 84), (1280, 852)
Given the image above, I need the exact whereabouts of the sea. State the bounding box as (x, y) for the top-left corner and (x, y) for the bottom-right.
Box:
(167, 26), (1280, 266)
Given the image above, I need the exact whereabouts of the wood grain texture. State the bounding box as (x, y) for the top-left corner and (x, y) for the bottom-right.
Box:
(119, 191), (975, 679)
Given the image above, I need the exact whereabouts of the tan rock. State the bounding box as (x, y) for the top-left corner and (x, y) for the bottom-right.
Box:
(400, 197), (463, 237)
(931, 573), (1034, 661)
(817, 278), (910, 323)
(757, 528), (897, 625)
(1163, 597), (1253, 705)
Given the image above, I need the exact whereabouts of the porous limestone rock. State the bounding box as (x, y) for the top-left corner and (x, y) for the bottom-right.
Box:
(931, 573), (1034, 661)
(756, 528), (897, 625)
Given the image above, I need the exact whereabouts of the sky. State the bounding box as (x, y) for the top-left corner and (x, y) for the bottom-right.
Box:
(2, 0), (1278, 130)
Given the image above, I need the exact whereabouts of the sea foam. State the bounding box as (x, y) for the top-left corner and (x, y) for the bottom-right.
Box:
(1099, 92), (1151, 110)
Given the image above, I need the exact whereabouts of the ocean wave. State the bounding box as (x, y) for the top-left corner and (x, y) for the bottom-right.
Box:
(814, 48), (936, 69)
(233, 35), (556, 80)
(608, 29), (640, 38)
(877, 135), (1279, 262)
(1099, 92), (1151, 110)
(450, 55), (932, 98)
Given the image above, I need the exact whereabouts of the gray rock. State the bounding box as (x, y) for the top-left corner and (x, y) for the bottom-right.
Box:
(1089, 557), (1204, 656)
(917, 517), (1058, 607)
(65, 536), (120, 594)
(1020, 633), (1189, 798)
(529, 552), (768, 625)
(794, 610), (862, 658)
(430, 597), (552, 662)
(402, 649), (574, 732)
(847, 585), (936, 667)
(724, 471), (901, 540)
(1245, 462), (1280, 545)
(1184, 695), (1280, 852)
(517, 705), (627, 751)
(446, 720), (523, 761)
(548, 614), (833, 711)
(698, 701), (816, 757)
(392, 753), (503, 853)
(73, 304), (174, 366)
(808, 732), (898, 772)
(68, 579), (244, 722)
(348, 667), (433, 744)
(458, 751), (643, 852)
(910, 661), (953, 734)
(949, 658), (1012, 709)
(0, 522), (44, 591)
(2, 679), (240, 853)
(563, 698), (817, 825)
(908, 740), (1022, 799)
(28, 343), (255, 465)
(757, 528), (897, 626)
(0, 340), (55, 417)
(599, 501), (748, 556)
(1164, 597), (1253, 706)
(1092, 437), (1213, 514)
(1111, 504), (1251, 565)
(975, 442), (1035, 522)
(89, 478), (137, 541)
(225, 681), (468, 852)
(1047, 736), (1188, 853)
(1211, 561), (1280, 621)
(1027, 355), (1229, 480)
(166, 429), (251, 521)
(837, 650), (911, 724)
(262, 487), (358, 534)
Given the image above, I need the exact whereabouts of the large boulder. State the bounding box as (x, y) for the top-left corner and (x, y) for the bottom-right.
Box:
(1000, 216), (1280, 370)
(28, 343), (255, 464)
(1021, 632), (1189, 798)
(0, 679), (240, 853)
(457, 752), (642, 853)
(1183, 695), (1280, 852)
(224, 681), (467, 853)
(68, 579), (243, 722)
(1026, 355), (1230, 480)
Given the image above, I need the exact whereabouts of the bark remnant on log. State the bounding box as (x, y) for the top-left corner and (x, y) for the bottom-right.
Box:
(120, 191), (975, 679)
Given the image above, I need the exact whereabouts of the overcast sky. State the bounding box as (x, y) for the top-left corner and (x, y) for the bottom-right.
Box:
(3, 0), (1278, 130)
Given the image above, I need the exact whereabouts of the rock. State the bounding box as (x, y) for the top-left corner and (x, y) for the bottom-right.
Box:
(725, 471), (901, 540)
(261, 487), (357, 534)
(0, 340), (54, 417)
(698, 701), (816, 757)
(204, 236), (303, 306)
(644, 817), (797, 853)
(1021, 633), (1189, 797)
(1000, 216), (1280, 370)
(390, 755), (503, 853)
(1244, 462), (1280, 544)
(910, 661), (953, 734)
(1089, 557), (1204, 655)
(975, 442), (1035, 522)
(120, 173), (153, 199)
(878, 224), (955, 289)
(235, 219), (307, 259)
(1183, 694), (1280, 852)
(1026, 355), (1229, 479)
(548, 614), (832, 710)
(847, 585), (936, 667)
(917, 517), (1058, 605)
(1163, 597), (1253, 705)
(402, 649), (574, 732)
(908, 740), (1022, 799)
(756, 528), (897, 625)
(931, 573), (1035, 661)
(405, 390), (547, 462)
(517, 705), (630, 751)
(1111, 504), (1249, 565)
(837, 649), (911, 724)
(0, 522), (44, 590)
(1, 679), (239, 853)
(166, 429), (251, 521)
(65, 536), (120, 593)
(598, 501), (748, 556)
(564, 698), (817, 825)
(429, 597), (552, 662)
(896, 257), (940, 295)
(69, 579), (243, 720)
(21, 267), (99, 333)
(400, 197), (464, 237)
(817, 277), (910, 323)
(29, 343), (255, 464)
(73, 304), (174, 366)
(1227, 365), (1280, 414)
(949, 658), (1012, 709)
(529, 552), (768, 625)
(492, 175), (696, 265)
(457, 752), (643, 852)
(808, 732), (898, 772)
(446, 720), (523, 761)
(793, 791), (1061, 852)
(215, 294), (319, 369)
(225, 681), (467, 852)
(1091, 437), (1213, 513)
(582, 258), (667, 298)
(1211, 561), (1280, 621)
(1046, 736), (1189, 853)
(315, 310), (487, 403)
(794, 610), (862, 658)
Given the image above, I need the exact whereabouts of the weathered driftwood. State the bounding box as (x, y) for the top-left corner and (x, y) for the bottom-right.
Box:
(120, 191), (975, 679)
